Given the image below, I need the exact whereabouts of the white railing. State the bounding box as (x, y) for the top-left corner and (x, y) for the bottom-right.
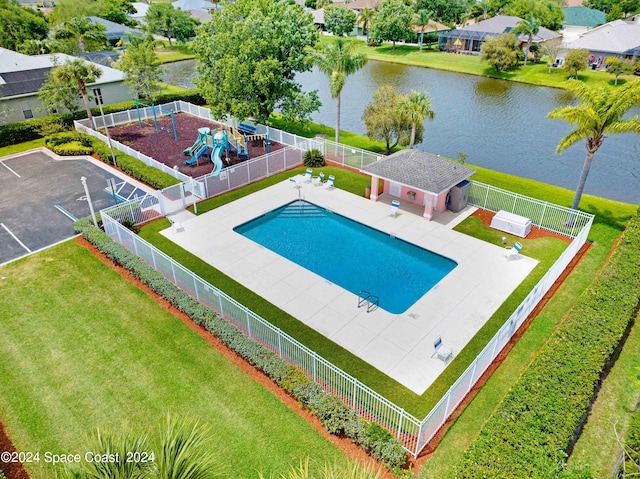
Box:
(100, 185), (593, 456)
(469, 181), (592, 237)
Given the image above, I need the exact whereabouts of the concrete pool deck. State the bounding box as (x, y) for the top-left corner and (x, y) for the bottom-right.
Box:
(161, 175), (538, 394)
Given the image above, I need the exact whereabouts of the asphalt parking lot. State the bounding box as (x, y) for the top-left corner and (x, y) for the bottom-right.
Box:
(0, 150), (152, 265)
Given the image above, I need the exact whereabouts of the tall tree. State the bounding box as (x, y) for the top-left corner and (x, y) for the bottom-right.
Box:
(324, 4), (357, 37)
(145, 3), (196, 48)
(0, 0), (49, 52)
(415, 0), (471, 25)
(53, 17), (108, 54)
(548, 80), (640, 212)
(514, 15), (540, 66)
(605, 56), (634, 85)
(562, 48), (589, 79)
(114, 35), (163, 101)
(397, 90), (435, 148)
(369, 0), (413, 49)
(414, 9), (431, 52)
(38, 68), (81, 115)
(480, 33), (520, 72)
(313, 38), (368, 145)
(194, 0), (320, 124)
(49, 59), (102, 127)
(503, 0), (563, 30)
(357, 7), (375, 41)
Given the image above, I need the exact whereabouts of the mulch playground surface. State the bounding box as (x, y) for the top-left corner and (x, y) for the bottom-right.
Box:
(109, 113), (286, 179)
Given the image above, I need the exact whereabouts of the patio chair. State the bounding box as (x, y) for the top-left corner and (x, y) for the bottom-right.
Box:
(304, 168), (313, 182)
(313, 172), (325, 186)
(433, 335), (453, 363)
(324, 175), (335, 189)
(504, 241), (523, 260)
(289, 177), (300, 189)
(388, 200), (400, 217)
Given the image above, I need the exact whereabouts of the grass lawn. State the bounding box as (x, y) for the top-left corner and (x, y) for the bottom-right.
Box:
(0, 139), (46, 157)
(0, 241), (349, 479)
(155, 43), (195, 63)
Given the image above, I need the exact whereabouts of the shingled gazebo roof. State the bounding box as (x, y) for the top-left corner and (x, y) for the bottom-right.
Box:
(361, 150), (475, 195)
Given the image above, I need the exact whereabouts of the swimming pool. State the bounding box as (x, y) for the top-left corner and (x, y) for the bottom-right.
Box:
(234, 200), (457, 314)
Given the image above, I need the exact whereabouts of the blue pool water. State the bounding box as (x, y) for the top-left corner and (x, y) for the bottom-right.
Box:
(234, 200), (457, 314)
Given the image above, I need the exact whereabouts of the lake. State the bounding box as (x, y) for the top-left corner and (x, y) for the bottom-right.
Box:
(162, 59), (640, 204)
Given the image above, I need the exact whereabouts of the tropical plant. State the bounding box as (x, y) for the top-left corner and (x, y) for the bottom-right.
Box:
(357, 8), (375, 41)
(313, 38), (368, 145)
(303, 149), (325, 167)
(397, 90), (435, 148)
(514, 15), (540, 66)
(562, 48), (590, 79)
(480, 33), (520, 72)
(324, 4), (357, 37)
(258, 457), (384, 479)
(48, 59), (102, 128)
(414, 9), (431, 53)
(53, 17), (108, 54)
(0, 0), (49, 52)
(605, 56), (634, 85)
(548, 79), (640, 212)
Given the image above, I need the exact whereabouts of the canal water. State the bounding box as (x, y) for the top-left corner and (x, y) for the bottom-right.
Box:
(162, 59), (640, 204)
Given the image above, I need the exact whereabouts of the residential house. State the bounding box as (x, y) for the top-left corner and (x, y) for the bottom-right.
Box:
(0, 48), (129, 125)
(560, 18), (640, 63)
(561, 6), (606, 43)
(438, 15), (560, 54)
(88, 16), (143, 46)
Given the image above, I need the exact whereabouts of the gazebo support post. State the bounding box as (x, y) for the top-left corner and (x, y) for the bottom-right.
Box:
(423, 193), (434, 221)
(369, 175), (379, 201)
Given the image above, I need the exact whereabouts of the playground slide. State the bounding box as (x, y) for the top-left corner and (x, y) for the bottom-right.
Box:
(184, 143), (210, 166)
(183, 138), (204, 156)
(211, 144), (224, 176)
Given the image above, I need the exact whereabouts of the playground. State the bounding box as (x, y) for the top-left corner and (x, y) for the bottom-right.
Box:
(109, 112), (286, 178)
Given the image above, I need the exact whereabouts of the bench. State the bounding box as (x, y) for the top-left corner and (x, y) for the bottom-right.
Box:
(490, 210), (532, 238)
(238, 122), (257, 135)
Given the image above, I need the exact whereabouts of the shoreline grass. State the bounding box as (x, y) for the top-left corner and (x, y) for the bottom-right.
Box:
(0, 241), (348, 479)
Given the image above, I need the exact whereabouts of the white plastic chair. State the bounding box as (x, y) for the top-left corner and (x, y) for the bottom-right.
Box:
(433, 335), (453, 363)
(388, 200), (400, 217)
(313, 172), (325, 186)
(304, 169), (313, 182)
(504, 241), (523, 260)
(324, 175), (335, 189)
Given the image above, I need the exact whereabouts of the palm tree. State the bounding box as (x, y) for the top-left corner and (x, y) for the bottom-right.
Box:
(313, 38), (368, 146)
(51, 59), (102, 128)
(548, 79), (640, 212)
(357, 8), (375, 41)
(397, 90), (435, 149)
(414, 9), (431, 53)
(54, 17), (107, 54)
(514, 15), (540, 66)
(258, 457), (384, 478)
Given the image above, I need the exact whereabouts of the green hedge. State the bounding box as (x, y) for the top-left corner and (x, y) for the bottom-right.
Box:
(73, 218), (409, 473)
(0, 91), (206, 148)
(453, 206), (640, 478)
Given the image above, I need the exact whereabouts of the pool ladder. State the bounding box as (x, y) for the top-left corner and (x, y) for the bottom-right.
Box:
(358, 290), (379, 313)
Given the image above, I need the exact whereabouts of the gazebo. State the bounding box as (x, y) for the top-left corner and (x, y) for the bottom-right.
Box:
(360, 150), (475, 220)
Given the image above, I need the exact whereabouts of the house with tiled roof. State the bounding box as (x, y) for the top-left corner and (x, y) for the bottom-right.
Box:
(0, 48), (128, 125)
(560, 18), (640, 62)
(438, 15), (560, 54)
(561, 6), (606, 42)
(88, 16), (142, 45)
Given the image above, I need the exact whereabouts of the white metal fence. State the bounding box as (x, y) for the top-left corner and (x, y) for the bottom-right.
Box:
(100, 182), (593, 456)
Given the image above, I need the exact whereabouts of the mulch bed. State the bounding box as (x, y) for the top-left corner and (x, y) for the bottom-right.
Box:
(108, 113), (286, 179)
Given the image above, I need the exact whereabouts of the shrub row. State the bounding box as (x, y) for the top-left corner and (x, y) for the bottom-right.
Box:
(45, 132), (93, 156)
(453, 206), (640, 478)
(0, 91), (206, 148)
(73, 218), (409, 473)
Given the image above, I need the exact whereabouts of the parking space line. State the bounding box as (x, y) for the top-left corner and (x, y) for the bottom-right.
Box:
(1, 161), (21, 178)
(1, 223), (31, 253)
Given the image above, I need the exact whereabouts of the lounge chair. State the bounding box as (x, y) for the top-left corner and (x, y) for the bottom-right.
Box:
(324, 175), (335, 189)
(304, 169), (313, 182)
(504, 241), (523, 260)
(289, 177), (300, 189)
(388, 200), (400, 217)
(433, 335), (453, 363)
(313, 172), (325, 186)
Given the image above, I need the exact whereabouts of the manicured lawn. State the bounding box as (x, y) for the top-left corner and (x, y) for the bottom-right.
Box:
(155, 43), (195, 63)
(0, 242), (348, 479)
(0, 138), (45, 157)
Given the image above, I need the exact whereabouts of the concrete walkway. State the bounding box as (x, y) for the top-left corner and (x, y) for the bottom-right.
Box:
(161, 175), (537, 394)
